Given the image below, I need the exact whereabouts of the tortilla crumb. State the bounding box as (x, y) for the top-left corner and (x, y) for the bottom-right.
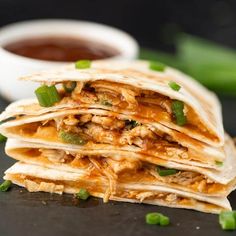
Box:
(41, 200), (47, 205)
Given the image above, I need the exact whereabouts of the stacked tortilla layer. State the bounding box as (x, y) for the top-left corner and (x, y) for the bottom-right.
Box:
(1, 60), (236, 214)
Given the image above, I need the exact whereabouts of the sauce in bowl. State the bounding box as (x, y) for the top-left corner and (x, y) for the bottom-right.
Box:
(3, 36), (120, 62)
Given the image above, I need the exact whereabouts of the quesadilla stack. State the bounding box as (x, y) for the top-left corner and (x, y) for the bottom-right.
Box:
(1, 60), (236, 214)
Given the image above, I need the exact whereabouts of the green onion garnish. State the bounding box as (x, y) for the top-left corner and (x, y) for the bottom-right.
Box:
(125, 120), (139, 129)
(171, 100), (187, 126)
(59, 130), (87, 145)
(75, 60), (91, 69)
(149, 61), (166, 72)
(145, 212), (170, 226)
(0, 133), (7, 142)
(159, 214), (170, 226)
(76, 188), (90, 200)
(63, 81), (77, 93)
(157, 166), (179, 176)
(145, 213), (161, 225)
(219, 211), (236, 230)
(100, 100), (112, 107)
(130, 120), (139, 128)
(215, 161), (223, 167)
(168, 81), (181, 91)
(0, 180), (12, 192)
(35, 85), (61, 107)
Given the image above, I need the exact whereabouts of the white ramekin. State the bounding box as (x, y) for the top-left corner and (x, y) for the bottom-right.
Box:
(0, 19), (139, 101)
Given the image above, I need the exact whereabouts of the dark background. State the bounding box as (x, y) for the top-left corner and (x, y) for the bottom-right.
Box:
(1, 0), (236, 51)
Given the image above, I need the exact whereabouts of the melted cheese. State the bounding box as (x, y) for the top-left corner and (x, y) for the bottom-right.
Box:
(6, 173), (225, 213)
(66, 80), (218, 141)
(6, 115), (219, 165)
(8, 147), (228, 196)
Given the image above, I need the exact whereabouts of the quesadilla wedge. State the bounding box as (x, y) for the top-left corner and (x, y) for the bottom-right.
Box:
(0, 102), (225, 169)
(20, 60), (224, 147)
(5, 135), (236, 198)
(1, 59), (234, 215)
(4, 162), (231, 214)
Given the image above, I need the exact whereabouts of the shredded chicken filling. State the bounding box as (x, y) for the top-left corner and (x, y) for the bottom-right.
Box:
(57, 80), (216, 140)
(10, 110), (222, 165)
(15, 114), (194, 162)
(7, 173), (224, 210)
(21, 147), (225, 196)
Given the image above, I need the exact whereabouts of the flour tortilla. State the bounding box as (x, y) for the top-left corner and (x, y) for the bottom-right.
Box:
(19, 60), (224, 147)
(5, 134), (236, 188)
(0, 101), (225, 168)
(4, 162), (231, 214)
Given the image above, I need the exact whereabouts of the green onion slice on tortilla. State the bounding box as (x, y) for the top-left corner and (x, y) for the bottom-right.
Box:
(149, 61), (166, 72)
(75, 60), (91, 69)
(100, 100), (112, 106)
(76, 188), (90, 200)
(171, 100), (187, 126)
(168, 81), (181, 91)
(157, 166), (179, 176)
(35, 85), (61, 107)
(59, 130), (87, 145)
(215, 161), (223, 167)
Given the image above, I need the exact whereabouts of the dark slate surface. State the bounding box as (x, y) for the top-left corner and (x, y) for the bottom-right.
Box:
(0, 95), (235, 236)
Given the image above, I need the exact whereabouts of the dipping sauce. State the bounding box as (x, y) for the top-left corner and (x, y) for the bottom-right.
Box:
(3, 36), (120, 62)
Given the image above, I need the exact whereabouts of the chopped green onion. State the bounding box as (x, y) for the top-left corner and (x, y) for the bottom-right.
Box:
(215, 161), (223, 167)
(76, 188), (90, 200)
(159, 214), (170, 226)
(59, 130), (87, 145)
(130, 120), (139, 128)
(75, 60), (91, 69)
(219, 211), (236, 230)
(149, 61), (166, 72)
(157, 166), (179, 176)
(171, 100), (187, 126)
(146, 212), (170, 226)
(168, 81), (181, 91)
(125, 120), (139, 129)
(0, 133), (7, 142)
(145, 213), (161, 225)
(35, 85), (61, 107)
(100, 100), (112, 106)
(63, 81), (77, 93)
(0, 180), (12, 192)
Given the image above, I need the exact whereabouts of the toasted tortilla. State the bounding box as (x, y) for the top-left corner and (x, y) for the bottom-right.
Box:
(5, 135), (236, 197)
(4, 162), (231, 214)
(19, 60), (224, 147)
(0, 102), (225, 168)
